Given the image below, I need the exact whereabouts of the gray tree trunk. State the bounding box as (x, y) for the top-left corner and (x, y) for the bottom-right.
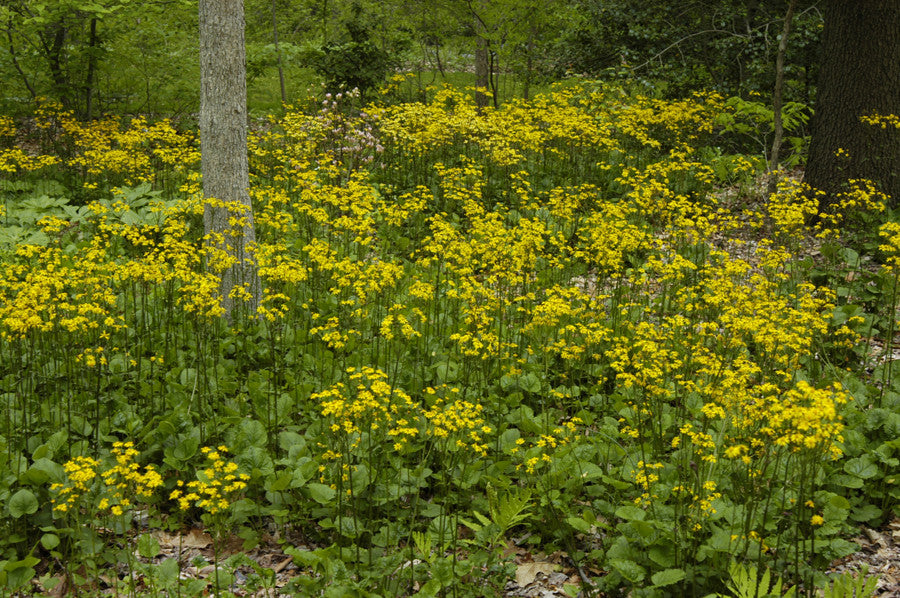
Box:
(199, 0), (261, 321)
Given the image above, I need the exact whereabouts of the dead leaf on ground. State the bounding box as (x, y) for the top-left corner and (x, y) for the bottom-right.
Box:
(169, 527), (212, 548)
(516, 561), (560, 587)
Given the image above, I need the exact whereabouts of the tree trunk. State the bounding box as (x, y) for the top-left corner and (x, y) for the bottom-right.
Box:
(84, 17), (98, 120)
(199, 0), (261, 321)
(523, 25), (536, 101)
(41, 23), (72, 110)
(475, 32), (490, 110)
(489, 49), (498, 108)
(767, 0), (796, 195)
(6, 20), (37, 99)
(804, 0), (900, 207)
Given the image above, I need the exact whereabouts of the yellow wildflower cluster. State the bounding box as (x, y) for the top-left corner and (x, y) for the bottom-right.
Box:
(423, 385), (492, 456)
(860, 112), (900, 130)
(672, 479), (722, 530)
(27, 103), (199, 188)
(0, 243), (123, 340)
(98, 442), (164, 516)
(0, 115), (14, 139)
(51, 456), (101, 513)
(50, 442), (162, 517)
(315, 366), (418, 442)
(3, 81), (873, 576)
(169, 446), (250, 515)
(511, 418), (582, 474)
(630, 461), (664, 506)
(766, 179), (819, 242)
(878, 221), (900, 272)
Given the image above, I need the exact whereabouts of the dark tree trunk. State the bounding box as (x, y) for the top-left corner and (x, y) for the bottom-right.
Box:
(768, 0), (797, 194)
(475, 32), (490, 110)
(199, 0), (261, 320)
(6, 20), (37, 99)
(523, 26), (535, 101)
(489, 49), (498, 108)
(84, 18), (98, 120)
(42, 23), (72, 110)
(804, 0), (900, 206)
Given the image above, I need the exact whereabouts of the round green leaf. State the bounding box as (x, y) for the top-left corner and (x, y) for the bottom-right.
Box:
(40, 533), (60, 550)
(8, 489), (39, 518)
(843, 457), (878, 479)
(518, 372), (542, 393)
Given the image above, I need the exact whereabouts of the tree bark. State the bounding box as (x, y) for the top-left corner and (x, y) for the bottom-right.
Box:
(199, 0), (261, 321)
(804, 0), (900, 206)
(768, 0), (796, 195)
(6, 20), (37, 99)
(41, 22), (72, 110)
(84, 17), (98, 120)
(474, 30), (490, 110)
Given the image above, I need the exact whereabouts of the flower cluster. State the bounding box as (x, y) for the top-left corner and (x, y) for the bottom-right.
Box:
(169, 446), (250, 515)
(50, 442), (162, 517)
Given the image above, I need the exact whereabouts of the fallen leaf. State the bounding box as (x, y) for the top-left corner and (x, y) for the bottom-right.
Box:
(516, 561), (559, 587)
(151, 530), (180, 547)
(181, 528), (213, 548)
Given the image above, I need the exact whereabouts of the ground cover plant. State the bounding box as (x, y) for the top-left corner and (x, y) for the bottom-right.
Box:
(0, 83), (898, 597)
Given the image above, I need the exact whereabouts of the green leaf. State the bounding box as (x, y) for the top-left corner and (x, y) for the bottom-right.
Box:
(648, 544), (676, 568)
(137, 534), (160, 558)
(432, 557), (454, 585)
(566, 516), (593, 534)
(267, 471), (293, 492)
(278, 431), (306, 453)
(844, 457), (879, 479)
(156, 558), (180, 585)
(609, 558), (645, 583)
(628, 519), (656, 539)
(5, 554), (39, 570)
(651, 568), (685, 587)
(238, 446), (274, 477)
(434, 360), (459, 382)
(171, 436), (199, 461)
(614, 505), (646, 521)
(850, 504), (882, 523)
(40, 534), (60, 550)
(8, 489), (38, 518)
(178, 367), (197, 388)
(500, 374), (517, 392)
(29, 458), (65, 482)
(518, 372), (542, 393)
(577, 462), (604, 480)
(306, 483), (336, 505)
(4, 563), (36, 591)
(830, 474), (864, 488)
